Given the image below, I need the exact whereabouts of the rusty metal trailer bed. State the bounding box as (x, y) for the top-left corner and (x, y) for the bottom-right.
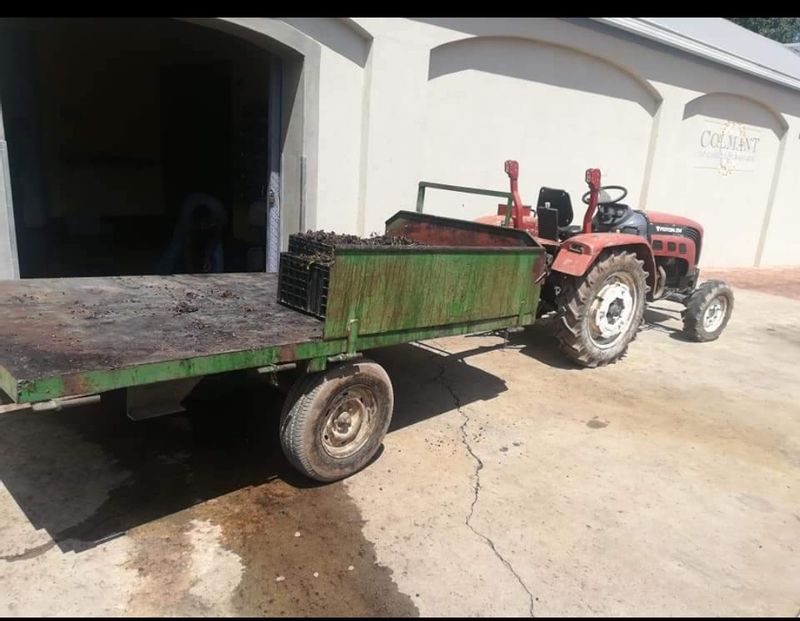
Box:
(0, 211), (545, 481)
(0, 273), (323, 404)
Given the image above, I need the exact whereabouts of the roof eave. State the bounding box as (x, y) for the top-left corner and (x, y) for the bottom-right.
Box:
(593, 17), (800, 93)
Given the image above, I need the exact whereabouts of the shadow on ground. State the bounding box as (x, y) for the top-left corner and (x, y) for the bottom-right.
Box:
(0, 373), (290, 554)
(475, 301), (694, 366)
(491, 306), (689, 369)
(0, 306), (687, 559)
(642, 304), (694, 343)
(0, 343), (509, 557)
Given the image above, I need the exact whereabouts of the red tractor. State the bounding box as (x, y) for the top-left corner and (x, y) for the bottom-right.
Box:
(472, 160), (734, 367)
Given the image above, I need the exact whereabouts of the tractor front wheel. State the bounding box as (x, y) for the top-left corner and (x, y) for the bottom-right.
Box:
(555, 250), (647, 367)
(682, 280), (734, 342)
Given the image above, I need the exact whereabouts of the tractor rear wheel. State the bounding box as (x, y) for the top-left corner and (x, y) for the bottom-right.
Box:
(682, 280), (734, 342)
(555, 250), (647, 367)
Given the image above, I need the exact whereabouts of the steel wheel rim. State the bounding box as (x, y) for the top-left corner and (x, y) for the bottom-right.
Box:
(588, 273), (638, 349)
(703, 296), (728, 332)
(321, 385), (376, 459)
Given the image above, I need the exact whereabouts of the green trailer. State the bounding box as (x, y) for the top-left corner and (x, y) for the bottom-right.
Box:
(0, 211), (545, 481)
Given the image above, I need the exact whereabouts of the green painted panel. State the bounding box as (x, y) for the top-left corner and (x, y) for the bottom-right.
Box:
(323, 247), (542, 340)
(353, 314), (537, 350)
(15, 339), (344, 403)
(12, 311), (539, 404)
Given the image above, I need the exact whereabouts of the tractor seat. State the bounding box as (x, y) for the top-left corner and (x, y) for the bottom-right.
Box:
(537, 187), (578, 241)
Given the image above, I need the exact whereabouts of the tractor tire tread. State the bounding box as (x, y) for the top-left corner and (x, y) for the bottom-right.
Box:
(554, 250), (648, 368)
(683, 280), (734, 342)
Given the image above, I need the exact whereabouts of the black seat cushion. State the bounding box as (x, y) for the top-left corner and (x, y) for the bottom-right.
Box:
(537, 187), (573, 227)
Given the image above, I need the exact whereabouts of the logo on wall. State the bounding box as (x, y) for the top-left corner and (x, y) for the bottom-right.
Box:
(695, 119), (761, 175)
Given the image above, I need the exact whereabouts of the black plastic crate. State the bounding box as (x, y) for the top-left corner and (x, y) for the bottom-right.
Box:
(277, 252), (330, 319)
(287, 234), (334, 256)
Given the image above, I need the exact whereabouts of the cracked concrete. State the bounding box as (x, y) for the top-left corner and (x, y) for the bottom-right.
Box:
(439, 358), (536, 617)
(0, 540), (57, 562)
(345, 271), (800, 617)
(0, 268), (799, 616)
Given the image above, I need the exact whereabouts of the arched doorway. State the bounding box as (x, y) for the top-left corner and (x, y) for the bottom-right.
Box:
(0, 17), (309, 278)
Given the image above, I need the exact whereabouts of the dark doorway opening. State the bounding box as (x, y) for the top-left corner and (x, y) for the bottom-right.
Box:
(0, 18), (276, 277)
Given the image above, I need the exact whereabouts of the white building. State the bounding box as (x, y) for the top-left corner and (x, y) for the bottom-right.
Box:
(0, 17), (798, 279)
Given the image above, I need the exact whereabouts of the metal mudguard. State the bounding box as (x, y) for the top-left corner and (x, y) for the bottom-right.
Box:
(551, 233), (657, 296)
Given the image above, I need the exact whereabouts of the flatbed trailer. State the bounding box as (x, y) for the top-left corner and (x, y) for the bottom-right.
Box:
(0, 211), (545, 481)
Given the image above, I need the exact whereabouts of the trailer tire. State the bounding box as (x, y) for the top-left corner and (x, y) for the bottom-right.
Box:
(555, 249), (647, 367)
(279, 359), (394, 482)
(683, 280), (734, 342)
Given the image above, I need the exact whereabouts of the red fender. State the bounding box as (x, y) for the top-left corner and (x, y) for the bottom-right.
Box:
(551, 233), (657, 297)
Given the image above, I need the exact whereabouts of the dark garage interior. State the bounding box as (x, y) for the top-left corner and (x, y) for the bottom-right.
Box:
(0, 18), (277, 278)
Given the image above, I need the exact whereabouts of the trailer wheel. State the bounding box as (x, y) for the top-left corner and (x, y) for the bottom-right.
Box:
(279, 358), (394, 482)
(683, 280), (734, 342)
(555, 249), (647, 367)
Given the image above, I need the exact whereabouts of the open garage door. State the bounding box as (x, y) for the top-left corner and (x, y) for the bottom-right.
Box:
(0, 18), (286, 278)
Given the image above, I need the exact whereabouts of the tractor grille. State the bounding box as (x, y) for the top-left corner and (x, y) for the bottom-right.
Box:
(684, 227), (702, 263)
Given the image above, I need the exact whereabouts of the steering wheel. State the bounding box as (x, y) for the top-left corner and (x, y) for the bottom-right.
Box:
(581, 185), (628, 206)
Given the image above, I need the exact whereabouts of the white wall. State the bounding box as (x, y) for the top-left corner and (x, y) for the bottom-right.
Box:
(280, 17), (370, 235)
(671, 93), (784, 265)
(355, 26), (431, 235)
(421, 36), (656, 223)
(306, 17), (800, 267)
(759, 137), (800, 265)
(313, 47), (365, 233)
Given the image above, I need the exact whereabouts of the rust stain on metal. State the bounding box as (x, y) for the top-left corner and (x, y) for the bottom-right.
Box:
(277, 344), (298, 363)
(385, 211), (538, 248)
(0, 274), (324, 386)
(61, 373), (93, 397)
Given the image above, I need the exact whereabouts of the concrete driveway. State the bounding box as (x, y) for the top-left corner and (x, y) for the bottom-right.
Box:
(1, 267), (798, 616)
